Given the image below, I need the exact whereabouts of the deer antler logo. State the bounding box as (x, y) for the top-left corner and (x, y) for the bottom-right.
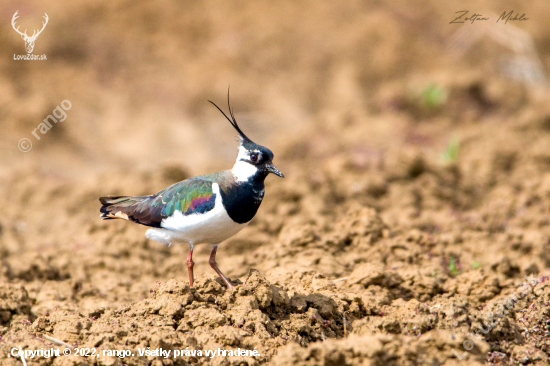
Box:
(12, 11), (49, 54)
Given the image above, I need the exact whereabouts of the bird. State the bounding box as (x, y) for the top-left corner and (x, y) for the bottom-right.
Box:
(99, 95), (283, 289)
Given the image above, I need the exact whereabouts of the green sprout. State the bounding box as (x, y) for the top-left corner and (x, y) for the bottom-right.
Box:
(448, 256), (459, 276)
(440, 135), (460, 163)
(420, 83), (448, 110)
(472, 260), (481, 270)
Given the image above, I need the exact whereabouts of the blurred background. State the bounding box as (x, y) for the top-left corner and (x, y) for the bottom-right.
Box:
(2, 0), (550, 362)
(2, 0), (548, 176)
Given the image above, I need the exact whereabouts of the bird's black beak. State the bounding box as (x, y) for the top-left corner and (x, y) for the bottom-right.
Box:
(266, 163), (284, 178)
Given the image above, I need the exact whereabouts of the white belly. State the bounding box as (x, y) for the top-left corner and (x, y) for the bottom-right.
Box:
(145, 183), (247, 246)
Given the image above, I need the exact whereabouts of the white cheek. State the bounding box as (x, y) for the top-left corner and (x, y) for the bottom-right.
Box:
(232, 160), (258, 182)
(236, 145), (248, 160)
(233, 145), (260, 182)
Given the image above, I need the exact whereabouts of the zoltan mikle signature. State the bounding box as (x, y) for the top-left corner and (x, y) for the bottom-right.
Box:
(450, 10), (529, 24)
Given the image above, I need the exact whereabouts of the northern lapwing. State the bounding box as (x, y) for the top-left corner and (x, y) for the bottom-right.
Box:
(99, 96), (283, 288)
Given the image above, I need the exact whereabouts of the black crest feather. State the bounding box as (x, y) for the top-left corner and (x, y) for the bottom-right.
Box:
(208, 88), (252, 144)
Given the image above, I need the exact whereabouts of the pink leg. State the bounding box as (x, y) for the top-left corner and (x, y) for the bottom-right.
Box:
(209, 245), (233, 288)
(187, 246), (194, 287)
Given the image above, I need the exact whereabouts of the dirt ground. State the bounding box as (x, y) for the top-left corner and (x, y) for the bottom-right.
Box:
(1, 0), (550, 365)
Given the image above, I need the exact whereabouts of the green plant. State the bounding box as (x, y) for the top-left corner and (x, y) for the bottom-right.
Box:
(420, 83), (448, 109)
(440, 135), (460, 163)
(448, 256), (459, 276)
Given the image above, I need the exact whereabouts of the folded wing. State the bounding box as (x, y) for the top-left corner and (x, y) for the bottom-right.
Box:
(99, 178), (216, 228)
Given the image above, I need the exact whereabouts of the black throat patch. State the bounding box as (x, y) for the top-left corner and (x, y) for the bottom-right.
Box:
(219, 178), (265, 224)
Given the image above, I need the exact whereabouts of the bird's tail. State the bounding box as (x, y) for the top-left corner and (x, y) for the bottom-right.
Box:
(99, 195), (149, 221)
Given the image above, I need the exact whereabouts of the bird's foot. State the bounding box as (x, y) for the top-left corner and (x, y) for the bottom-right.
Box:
(209, 244), (234, 289)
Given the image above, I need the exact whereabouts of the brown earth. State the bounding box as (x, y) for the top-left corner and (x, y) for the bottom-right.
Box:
(0, 0), (550, 365)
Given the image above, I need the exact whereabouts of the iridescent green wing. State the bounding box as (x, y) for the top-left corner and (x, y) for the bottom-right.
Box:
(99, 172), (228, 227)
(151, 177), (215, 215)
(117, 178), (216, 227)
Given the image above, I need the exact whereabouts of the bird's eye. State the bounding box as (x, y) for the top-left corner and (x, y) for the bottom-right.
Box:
(250, 153), (258, 162)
